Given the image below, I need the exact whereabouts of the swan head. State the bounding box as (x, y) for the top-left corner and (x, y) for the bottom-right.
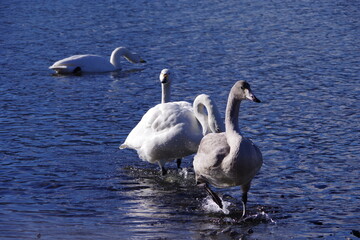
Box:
(111, 47), (146, 65)
(234, 81), (261, 103)
(159, 69), (171, 85)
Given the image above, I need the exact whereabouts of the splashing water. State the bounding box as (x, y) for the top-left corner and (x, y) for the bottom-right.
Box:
(178, 167), (193, 180)
(201, 194), (276, 225)
(202, 196), (231, 215)
(242, 211), (276, 224)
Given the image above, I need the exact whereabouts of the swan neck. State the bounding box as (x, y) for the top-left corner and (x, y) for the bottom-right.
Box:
(194, 102), (209, 135)
(161, 84), (170, 103)
(225, 91), (241, 135)
(110, 49), (125, 69)
(193, 95), (224, 135)
(111, 47), (136, 69)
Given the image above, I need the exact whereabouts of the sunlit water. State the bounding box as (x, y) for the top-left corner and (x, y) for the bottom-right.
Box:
(1, 0), (359, 239)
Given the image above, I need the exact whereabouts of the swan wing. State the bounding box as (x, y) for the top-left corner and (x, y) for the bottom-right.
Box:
(194, 135), (263, 188)
(193, 133), (234, 187)
(194, 133), (229, 168)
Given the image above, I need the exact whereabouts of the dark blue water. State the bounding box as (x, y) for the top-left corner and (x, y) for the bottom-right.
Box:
(1, 0), (359, 239)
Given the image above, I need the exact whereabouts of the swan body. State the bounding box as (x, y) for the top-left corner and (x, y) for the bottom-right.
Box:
(49, 47), (145, 74)
(193, 80), (262, 216)
(121, 100), (203, 162)
(120, 69), (224, 174)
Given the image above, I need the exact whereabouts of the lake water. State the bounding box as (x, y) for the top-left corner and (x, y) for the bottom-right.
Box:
(1, 0), (359, 239)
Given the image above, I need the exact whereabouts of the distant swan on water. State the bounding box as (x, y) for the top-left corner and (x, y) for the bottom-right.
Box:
(120, 69), (224, 175)
(193, 80), (262, 217)
(49, 47), (146, 74)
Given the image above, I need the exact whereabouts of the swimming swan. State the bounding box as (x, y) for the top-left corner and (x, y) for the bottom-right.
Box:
(49, 47), (146, 74)
(193, 80), (262, 217)
(120, 69), (224, 175)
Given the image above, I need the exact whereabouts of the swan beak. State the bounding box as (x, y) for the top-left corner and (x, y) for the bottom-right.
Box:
(161, 74), (168, 83)
(246, 90), (261, 103)
(252, 95), (261, 103)
(139, 58), (146, 63)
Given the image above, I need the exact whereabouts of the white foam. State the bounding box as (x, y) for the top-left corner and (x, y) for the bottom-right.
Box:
(178, 168), (189, 179)
(202, 196), (231, 215)
(243, 211), (276, 224)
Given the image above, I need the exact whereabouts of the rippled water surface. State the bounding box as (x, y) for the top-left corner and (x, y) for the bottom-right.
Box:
(1, 0), (359, 239)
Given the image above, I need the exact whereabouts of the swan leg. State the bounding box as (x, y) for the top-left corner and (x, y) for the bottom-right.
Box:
(241, 191), (248, 206)
(161, 167), (167, 175)
(241, 192), (247, 218)
(176, 159), (182, 169)
(241, 182), (251, 217)
(158, 161), (167, 175)
(198, 182), (223, 209)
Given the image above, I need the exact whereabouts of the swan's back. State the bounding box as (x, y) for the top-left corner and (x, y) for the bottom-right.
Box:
(49, 55), (115, 73)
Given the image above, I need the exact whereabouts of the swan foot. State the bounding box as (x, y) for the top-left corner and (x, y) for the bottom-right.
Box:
(198, 182), (223, 209)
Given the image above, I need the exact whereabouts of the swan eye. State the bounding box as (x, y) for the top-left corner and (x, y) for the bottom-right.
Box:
(241, 86), (245, 90)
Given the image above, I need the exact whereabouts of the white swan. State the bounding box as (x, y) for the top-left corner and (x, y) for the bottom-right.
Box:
(120, 69), (224, 175)
(193, 80), (262, 217)
(49, 47), (146, 74)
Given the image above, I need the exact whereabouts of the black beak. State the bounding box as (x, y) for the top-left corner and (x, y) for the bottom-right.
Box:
(253, 96), (261, 103)
(161, 74), (168, 83)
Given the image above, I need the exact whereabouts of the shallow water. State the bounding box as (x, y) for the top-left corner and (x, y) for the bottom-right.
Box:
(1, 0), (360, 239)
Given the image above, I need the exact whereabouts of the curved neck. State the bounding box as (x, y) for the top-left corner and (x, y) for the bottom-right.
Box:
(110, 49), (126, 69)
(110, 47), (135, 69)
(194, 102), (210, 135)
(225, 91), (241, 135)
(193, 95), (224, 135)
(161, 83), (171, 103)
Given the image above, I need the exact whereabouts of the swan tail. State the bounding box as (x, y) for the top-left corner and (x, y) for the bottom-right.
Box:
(49, 65), (67, 69)
(119, 143), (128, 149)
(49, 65), (76, 74)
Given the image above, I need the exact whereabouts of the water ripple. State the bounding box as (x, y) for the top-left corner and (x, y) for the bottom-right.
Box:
(1, 0), (359, 239)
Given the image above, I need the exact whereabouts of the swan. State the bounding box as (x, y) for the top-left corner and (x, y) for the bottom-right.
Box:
(120, 69), (224, 175)
(193, 80), (262, 217)
(49, 47), (146, 74)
